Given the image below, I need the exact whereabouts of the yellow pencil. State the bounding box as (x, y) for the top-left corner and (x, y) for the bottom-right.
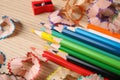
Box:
(31, 29), (60, 44)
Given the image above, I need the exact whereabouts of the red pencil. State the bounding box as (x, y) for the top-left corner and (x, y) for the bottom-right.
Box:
(31, 47), (93, 75)
(42, 51), (94, 76)
(31, 47), (109, 80)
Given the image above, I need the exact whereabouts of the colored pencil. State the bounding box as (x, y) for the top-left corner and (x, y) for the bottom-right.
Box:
(66, 26), (120, 43)
(53, 30), (120, 60)
(38, 30), (120, 70)
(52, 39), (120, 70)
(31, 47), (94, 76)
(51, 44), (120, 75)
(41, 24), (120, 60)
(67, 55), (120, 80)
(50, 48), (120, 79)
(61, 29), (120, 56)
(41, 23), (120, 43)
(74, 27), (120, 46)
(87, 24), (120, 39)
(85, 29), (120, 43)
(31, 29), (60, 44)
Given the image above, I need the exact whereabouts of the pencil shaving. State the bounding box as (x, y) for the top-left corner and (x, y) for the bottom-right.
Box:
(8, 52), (41, 80)
(47, 67), (80, 80)
(49, 10), (75, 26)
(0, 51), (6, 68)
(0, 72), (26, 80)
(0, 16), (16, 40)
(78, 74), (104, 80)
(87, 0), (120, 34)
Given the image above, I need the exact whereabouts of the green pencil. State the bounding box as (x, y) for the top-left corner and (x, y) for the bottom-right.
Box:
(49, 36), (120, 71)
(51, 44), (120, 75)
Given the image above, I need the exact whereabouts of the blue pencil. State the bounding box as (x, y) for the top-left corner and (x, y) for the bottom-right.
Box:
(62, 29), (120, 56)
(75, 27), (120, 49)
(43, 23), (120, 50)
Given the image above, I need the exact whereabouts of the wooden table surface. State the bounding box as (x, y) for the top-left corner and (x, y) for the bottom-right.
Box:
(0, 0), (68, 80)
(1, 0), (120, 80)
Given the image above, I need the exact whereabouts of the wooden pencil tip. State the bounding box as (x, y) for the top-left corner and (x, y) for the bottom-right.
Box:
(50, 43), (60, 50)
(32, 30), (42, 36)
(30, 47), (36, 51)
(54, 25), (64, 32)
(45, 29), (52, 34)
(40, 23), (51, 30)
(54, 37), (62, 43)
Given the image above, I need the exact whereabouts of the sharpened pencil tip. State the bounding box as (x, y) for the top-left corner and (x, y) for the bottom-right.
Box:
(31, 29), (35, 33)
(40, 22), (45, 25)
(50, 43), (60, 49)
(30, 47), (36, 51)
(52, 50), (58, 53)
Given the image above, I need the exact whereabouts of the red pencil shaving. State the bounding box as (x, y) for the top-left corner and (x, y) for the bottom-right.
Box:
(31, 47), (94, 76)
(8, 52), (41, 80)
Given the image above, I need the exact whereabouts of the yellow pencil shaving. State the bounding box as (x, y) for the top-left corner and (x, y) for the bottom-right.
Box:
(44, 46), (50, 50)
(31, 29), (35, 33)
(46, 67), (61, 80)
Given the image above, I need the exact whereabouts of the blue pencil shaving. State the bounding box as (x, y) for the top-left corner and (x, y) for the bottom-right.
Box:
(0, 51), (6, 68)
(40, 27), (46, 31)
(0, 16), (16, 40)
(78, 74), (104, 80)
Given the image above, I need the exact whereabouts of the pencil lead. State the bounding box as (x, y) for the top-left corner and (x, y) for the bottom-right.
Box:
(40, 23), (51, 30)
(40, 22), (45, 25)
(40, 27), (46, 31)
(31, 29), (35, 33)
(47, 42), (52, 45)
(52, 50), (58, 53)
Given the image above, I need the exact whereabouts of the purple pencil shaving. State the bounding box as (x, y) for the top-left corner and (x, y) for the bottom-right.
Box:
(87, 0), (120, 34)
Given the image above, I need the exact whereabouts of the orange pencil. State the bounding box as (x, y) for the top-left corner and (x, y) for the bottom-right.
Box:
(87, 24), (120, 39)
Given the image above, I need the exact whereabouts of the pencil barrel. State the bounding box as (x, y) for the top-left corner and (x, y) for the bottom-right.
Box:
(62, 29), (120, 56)
(52, 30), (120, 61)
(67, 55), (120, 80)
(87, 24), (120, 39)
(60, 39), (120, 70)
(75, 28), (120, 48)
(43, 51), (93, 75)
(60, 46), (120, 75)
